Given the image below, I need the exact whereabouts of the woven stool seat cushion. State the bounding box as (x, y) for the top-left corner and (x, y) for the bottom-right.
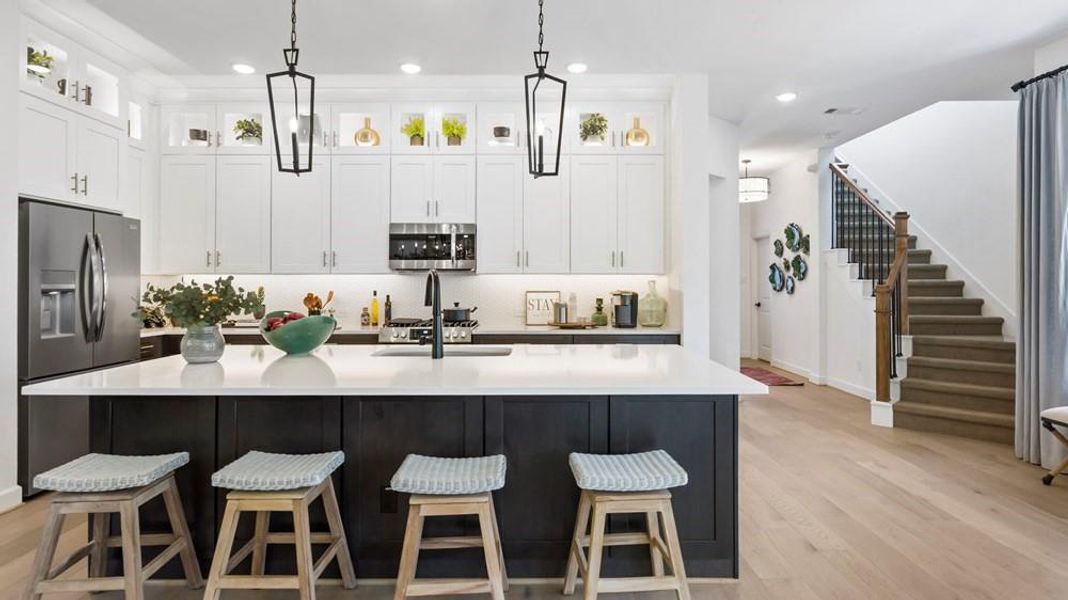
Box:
(390, 454), (507, 495)
(211, 451), (344, 491)
(569, 450), (688, 492)
(1042, 406), (1068, 427)
(33, 452), (189, 493)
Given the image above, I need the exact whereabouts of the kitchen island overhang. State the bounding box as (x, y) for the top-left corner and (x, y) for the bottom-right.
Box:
(23, 344), (766, 579)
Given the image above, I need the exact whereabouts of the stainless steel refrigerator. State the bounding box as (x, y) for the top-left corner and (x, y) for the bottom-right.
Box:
(18, 199), (141, 496)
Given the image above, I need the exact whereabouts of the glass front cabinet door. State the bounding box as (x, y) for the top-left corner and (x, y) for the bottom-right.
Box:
(161, 105), (217, 154)
(217, 104), (272, 154)
(568, 103), (665, 155)
(476, 103), (524, 154)
(330, 103), (391, 154)
(392, 104), (434, 154)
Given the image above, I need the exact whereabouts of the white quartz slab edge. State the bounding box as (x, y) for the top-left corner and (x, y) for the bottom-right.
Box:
(22, 344), (767, 397)
(139, 325), (681, 338)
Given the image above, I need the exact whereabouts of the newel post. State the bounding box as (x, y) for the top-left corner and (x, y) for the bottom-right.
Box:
(874, 283), (892, 403)
(894, 211), (910, 334)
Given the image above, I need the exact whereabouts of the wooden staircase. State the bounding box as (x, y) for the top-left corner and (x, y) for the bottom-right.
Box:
(831, 163), (1015, 443)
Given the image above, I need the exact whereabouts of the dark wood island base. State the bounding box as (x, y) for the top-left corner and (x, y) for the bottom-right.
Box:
(90, 394), (738, 580)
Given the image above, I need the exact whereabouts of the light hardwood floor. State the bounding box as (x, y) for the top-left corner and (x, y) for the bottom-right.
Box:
(2, 360), (1066, 600)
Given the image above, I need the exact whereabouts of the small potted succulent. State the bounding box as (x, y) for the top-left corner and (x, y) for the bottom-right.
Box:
(401, 116), (426, 146)
(233, 118), (262, 145)
(441, 117), (467, 146)
(26, 47), (54, 82)
(579, 113), (609, 145)
(141, 277), (264, 364)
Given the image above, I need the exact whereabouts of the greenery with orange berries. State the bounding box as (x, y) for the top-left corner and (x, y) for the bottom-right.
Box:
(140, 277), (263, 327)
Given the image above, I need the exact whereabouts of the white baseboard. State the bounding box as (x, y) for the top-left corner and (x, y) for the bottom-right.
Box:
(770, 358), (823, 385)
(826, 377), (875, 401)
(870, 401), (894, 428)
(0, 485), (23, 513)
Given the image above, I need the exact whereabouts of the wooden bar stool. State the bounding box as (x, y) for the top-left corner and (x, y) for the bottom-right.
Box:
(24, 452), (203, 600)
(391, 454), (508, 600)
(203, 451), (355, 600)
(563, 450), (691, 600)
(1041, 407), (1068, 485)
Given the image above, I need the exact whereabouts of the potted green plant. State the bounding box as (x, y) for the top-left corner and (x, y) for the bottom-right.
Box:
(233, 118), (262, 145)
(441, 117), (467, 146)
(141, 277), (264, 363)
(26, 47), (54, 82)
(401, 116), (426, 146)
(579, 113), (609, 144)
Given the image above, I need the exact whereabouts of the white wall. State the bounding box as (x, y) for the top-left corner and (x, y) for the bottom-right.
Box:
(741, 151), (822, 380)
(838, 101), (1018, 337)
(707, 115), (740, 367)
(1, 0), (22, 510)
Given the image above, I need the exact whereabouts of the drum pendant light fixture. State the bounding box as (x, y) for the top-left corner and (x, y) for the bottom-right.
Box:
(524, 0), (567, 178)
(739, 159), (770, 203)
(266, 0), (315, 175)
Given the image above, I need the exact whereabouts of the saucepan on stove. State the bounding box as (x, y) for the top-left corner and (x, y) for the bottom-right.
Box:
(442, 302), (478, 322)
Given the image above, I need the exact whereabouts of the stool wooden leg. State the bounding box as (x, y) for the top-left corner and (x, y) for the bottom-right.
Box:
(23, 503), (64, 600)
(322, 478), (357, 589)
(162, 477), (205, 589)
(487, 494), (509, 592)
(89, 512), (110, 579)
(646, 510), (665, 577)
(563, 490), (591, 595)
(393, 503), (424, 600)
(292, 501), (317, 600)
(659, 501), (690, 600)
(1043, 454), (1068, 485)
(250, 511), (270, 575)
(582, 503), (608, 600)
(204, 501), (240, 600)
(119, 501), (145, 600)
(477, 503), (506, 600)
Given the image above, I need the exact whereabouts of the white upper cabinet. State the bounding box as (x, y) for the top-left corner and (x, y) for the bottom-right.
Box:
(569, 155), (619, 273)
(390, 156), (434, 222)
(476, 156), (524, 273)
(618, 156), (665, 273)
(123, 148), (147, 219)
(217, 104), (272, 155)
(161, 105), (217, 154)
(19, 95), (77, 202)
(392, 103), (477, 154)
(214, 156), (272, 273)
(272, 160), (331, 274)
(433, 155), (477, 222)
(331, 156), (390, 273)
(523, 160), (570, 273)
(159, 155), (216, 274)
(75, 116), (122, 212)
(567, 102), (665, 155)
(328, 103), (390, 155)
(476, 103), (525, 155)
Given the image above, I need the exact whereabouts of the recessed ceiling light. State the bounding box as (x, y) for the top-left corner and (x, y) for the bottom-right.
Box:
(400, 63), (422, 74)
(231, 63), (256, 75)
(567, 63), (588, 74)
(775, 91), (798, 103)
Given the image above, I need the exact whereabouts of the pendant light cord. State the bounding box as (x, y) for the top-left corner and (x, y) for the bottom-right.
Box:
(290, 0), (298, 50)
(537, 0), (544, 53)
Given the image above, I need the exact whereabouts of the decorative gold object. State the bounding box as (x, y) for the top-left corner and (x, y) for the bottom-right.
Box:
(354, 116), (381, 147)
(625, 117), (650, 147)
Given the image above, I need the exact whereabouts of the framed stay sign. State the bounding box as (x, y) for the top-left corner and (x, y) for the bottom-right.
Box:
(525, 291), (560, 325)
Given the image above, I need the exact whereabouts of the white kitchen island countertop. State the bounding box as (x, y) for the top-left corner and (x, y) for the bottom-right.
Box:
(22, 344), (766, 397)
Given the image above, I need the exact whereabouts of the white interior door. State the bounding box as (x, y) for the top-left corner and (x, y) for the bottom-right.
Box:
(756, 235), (773, 361)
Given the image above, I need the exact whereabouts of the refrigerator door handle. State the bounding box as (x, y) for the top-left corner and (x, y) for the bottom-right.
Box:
(93, 233), (109, 342)
(80, 234), (96, 343)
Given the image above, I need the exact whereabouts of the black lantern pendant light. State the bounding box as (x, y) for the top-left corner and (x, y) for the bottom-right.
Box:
(524, 0), (566, 178)
(266, 0), (315, 175)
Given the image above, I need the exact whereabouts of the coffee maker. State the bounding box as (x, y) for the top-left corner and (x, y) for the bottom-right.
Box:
(611, 291), (638, 328)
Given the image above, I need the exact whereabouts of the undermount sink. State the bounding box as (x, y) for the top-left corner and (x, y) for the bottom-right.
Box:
(371, 346), (514, 358)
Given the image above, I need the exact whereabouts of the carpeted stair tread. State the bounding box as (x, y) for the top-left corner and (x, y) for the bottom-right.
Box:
(909, 315), (1003, 325)
(909, 335), (1015, 351)
(900, 377), (1014, 400)
(906, 356), (1014, 375)
(906, 356), (1015, 388)
(893, 401), (1014, 428)
(908, 280), (964, 297)
(910, 335), (1015, 363)
(907, 264), (948, 279)
(908, 297), (984, 315)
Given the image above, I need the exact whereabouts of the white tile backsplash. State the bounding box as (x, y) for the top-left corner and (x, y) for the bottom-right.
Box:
(142, 273), (678, 330)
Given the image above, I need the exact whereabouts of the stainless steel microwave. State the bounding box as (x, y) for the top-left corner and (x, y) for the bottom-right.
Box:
(388, 223), (476, 271)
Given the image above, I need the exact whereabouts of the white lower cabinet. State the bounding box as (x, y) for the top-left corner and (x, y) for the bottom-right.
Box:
(214, 156), (272, 273)
(18, 93), (121, 211)
(476, 155), (570, 274)
(272, 160), (331, 273)
(159, 155), (216, 274)
(331, 155), (390, 273)
(569, 154), (664, 274)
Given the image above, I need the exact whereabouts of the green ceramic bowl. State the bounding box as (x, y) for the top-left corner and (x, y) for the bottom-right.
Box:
(259, 310), (336, 355)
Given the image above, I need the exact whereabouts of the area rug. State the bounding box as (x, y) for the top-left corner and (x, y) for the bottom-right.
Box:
(741, 366), (804, 386)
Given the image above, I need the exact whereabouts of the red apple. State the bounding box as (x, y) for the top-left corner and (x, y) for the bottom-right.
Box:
(284, 312), (305, 323)
(266, 317), (284, 330)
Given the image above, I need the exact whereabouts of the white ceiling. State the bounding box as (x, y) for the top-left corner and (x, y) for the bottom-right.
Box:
(40, 0), (1068, 172)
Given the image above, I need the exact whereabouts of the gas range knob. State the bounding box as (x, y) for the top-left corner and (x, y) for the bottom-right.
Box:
(391, 329), (400, 339)
(459, 330), (468, 339)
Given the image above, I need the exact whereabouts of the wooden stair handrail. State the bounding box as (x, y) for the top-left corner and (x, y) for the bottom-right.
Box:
(830, 163), (894, 227)
(873, 212), (910, 402)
